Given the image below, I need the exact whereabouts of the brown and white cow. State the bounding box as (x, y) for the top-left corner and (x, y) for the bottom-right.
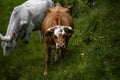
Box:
(41, 3), (74, 75)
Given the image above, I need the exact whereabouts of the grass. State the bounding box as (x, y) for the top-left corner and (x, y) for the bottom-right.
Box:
(0, 0), (120, 80)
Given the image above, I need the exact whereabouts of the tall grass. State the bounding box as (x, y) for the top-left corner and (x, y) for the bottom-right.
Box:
(0, 0), (120, 80)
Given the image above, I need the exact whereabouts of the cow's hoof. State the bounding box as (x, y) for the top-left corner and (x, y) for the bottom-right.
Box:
(55, 57), (59, 62)
(61, 54), (64, 59)
(43, 71), (48, 75)
(55, 55), (59, 62)
(24, 40), (29, 44)
(3, 53), (9, 56)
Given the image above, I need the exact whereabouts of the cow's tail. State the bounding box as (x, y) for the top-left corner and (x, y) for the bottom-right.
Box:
(56, 13), (61, 25)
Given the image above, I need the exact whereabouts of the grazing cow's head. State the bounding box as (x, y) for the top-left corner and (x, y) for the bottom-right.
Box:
(45, 26), (74, 49)
(0, 33), (17, 56)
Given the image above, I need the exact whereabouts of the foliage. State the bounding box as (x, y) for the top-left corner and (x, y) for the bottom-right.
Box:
(54, 0), (90, 17)
(0, 0), (120, 80)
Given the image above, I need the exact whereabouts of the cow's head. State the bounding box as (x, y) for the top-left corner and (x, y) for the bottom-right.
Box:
(45, 26), (74, 49)
(0, 33), (17, 56)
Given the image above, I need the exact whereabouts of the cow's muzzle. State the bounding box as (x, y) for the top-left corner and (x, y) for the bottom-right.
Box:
(56, 43), (66, 49)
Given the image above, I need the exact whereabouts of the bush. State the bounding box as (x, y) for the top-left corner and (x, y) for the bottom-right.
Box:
(53, 0), (90, 17)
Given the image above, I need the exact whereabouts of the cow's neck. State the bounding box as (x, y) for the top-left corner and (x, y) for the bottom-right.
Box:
(6, 16), (18, 36)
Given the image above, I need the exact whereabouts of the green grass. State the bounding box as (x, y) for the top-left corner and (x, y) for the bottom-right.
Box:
(0, 0), (120, 80)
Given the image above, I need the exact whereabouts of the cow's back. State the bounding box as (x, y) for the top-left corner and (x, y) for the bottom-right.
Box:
(41, 11), (73, 34)
(22, 0), (54, 31)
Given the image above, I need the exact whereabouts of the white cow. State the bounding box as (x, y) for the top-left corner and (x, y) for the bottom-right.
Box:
(0, 0), (54, 55)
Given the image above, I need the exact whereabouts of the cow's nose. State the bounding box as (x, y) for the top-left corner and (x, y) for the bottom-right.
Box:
(58, 44), (64, 48)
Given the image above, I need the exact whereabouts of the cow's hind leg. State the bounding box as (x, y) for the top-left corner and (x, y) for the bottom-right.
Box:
(55, 49), (59, 62)
(39, 30), (43, 42)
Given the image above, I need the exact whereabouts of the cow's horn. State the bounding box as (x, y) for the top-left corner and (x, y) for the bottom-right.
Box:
(64, 26), (73, 30)
(47, 27), (57, 32)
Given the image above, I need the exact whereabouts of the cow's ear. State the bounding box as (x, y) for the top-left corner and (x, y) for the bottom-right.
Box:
(11, 32), (16, 41)
(0, 33), (3, 40)
(44, 29), (54, 37)
(47, 8), (51, 14)
(67, 6), (73, 13)
(55, 3), (62, 7)
(64, 27), (74, 36)
(67, 6), (73, 10)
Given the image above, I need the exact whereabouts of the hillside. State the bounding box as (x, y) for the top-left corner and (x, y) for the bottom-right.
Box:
(0, 0), (120, 80)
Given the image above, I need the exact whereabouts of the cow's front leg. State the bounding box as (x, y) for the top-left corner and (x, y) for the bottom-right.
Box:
(61, 48), (66, 59)
(60, 39), (69, 59)
(19, 30), (26, 40)
(24, 21), (34, 44)
(44, 45), (51, 75)
(55, 49), (59, 62)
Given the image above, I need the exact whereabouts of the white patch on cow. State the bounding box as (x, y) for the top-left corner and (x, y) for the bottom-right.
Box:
(54, 26), (65, 37)
(55, 42), (59, 49)
(20, 21), (28, 26)
(56, 43), (59, 47)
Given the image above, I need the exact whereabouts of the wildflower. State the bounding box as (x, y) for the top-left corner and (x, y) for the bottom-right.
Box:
(108, 45), (111, 47)
(64, 70), (66, 73)
(78, 65), (81, 69)
(80, 53), (85, 57)
(81, 71), (83, 74)
(98, 36), (104, 39)
(90, 32), (93, 34)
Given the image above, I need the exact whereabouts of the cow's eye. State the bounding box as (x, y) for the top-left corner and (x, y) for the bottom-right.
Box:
(54, 35), (57, 39)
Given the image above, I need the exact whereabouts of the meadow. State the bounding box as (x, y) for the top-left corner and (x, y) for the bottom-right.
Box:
(0, 0), (120, 80)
